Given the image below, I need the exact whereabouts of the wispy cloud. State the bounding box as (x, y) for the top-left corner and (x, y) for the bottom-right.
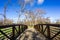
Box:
(24, 0), (34, 6)
(37, 0), (44, 4)
(24, 0), (33, 3)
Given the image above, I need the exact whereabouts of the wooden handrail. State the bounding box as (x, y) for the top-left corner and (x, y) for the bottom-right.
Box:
(0, 24), (28, 40)
(34, 24), (60, 40)
(0, 24), (27, 28)
(35, 24), (60, 27)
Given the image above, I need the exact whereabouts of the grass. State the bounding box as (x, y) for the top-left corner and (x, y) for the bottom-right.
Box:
(0, 27), (12, 39)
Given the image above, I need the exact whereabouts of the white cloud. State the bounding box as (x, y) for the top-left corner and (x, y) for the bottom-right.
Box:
(24, 0), (33, 3)
(38, 0), (44, 4)
(24, 0), (34, 6)
(25, 0), (30, 3)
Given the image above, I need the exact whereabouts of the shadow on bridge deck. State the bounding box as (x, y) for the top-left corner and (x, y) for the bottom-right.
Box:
(17, 28), (46, 40)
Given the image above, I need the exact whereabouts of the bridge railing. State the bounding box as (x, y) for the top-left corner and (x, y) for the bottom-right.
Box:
(34, 24), (60, 40)
(0, 24), (28, 40)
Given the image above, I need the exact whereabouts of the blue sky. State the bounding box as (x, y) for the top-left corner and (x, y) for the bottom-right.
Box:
(0, 0), (60, 22)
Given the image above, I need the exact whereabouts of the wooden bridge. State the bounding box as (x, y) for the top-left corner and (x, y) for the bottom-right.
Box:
(0, 24), (60, 40)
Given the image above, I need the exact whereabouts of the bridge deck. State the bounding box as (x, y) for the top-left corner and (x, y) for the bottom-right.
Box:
(18, 28), (46, 40)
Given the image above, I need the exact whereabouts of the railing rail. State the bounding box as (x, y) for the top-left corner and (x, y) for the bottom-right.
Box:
(34, 24), (60, 40)
(0, 24), (28, 40)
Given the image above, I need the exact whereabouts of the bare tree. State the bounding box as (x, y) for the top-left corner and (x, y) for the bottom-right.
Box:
(45, 17), (51, 24)
(17, 0), (26, 24)
(0, 19), (3, 25)
(0, 0), (11, 25)
(23, 8), (46, 25)
(17, 0), (46, 25)
(55, 19), (60, 24)
(33, 8), (45, 24)
(17, 0), (34, 24)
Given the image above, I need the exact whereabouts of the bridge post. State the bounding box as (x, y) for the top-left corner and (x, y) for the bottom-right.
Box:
(47, 25), (51, 40)
(19, 25), (20, 34)
(12, 26), (16, 40)
(38, 25), (40, 32)
(41, 25), (44, 34)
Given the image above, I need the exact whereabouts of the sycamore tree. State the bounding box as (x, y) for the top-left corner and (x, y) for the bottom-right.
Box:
(23, 8), (46, 25)
(17, 0), (51, 25)
(24, 10), (35, 25)
(17, 0), (34, 24)
(34, 8), (46, 24)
